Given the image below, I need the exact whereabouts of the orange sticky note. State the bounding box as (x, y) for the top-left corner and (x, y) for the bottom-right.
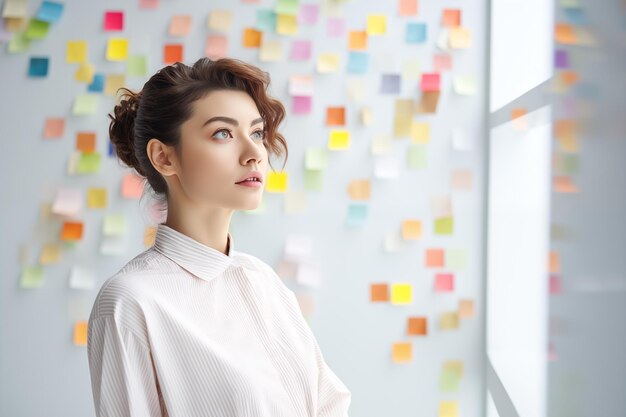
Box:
(347, 179), (371, 200)
(407, 317), (427, 335)
(392, 342), (413, 363)
(163, 44), (183, 64)
(73, 321), (88, 346)
(243, 28), (262, 47)
(401, 219), (422, 240)
(554, 175), (579, 193)
(370, 283), (389, 302)
(168, 14), (191, 37)
(442, 9), (461, 27)
(348, 30), (367, 50)
(399, 0), (418, 16)
(76, 132), (96, 152)
(459, 299), (475, 319)
(122, 173), (145, 199)
(43, 117), (65, 138)
(326, 106), (346, 126)
(426, 248), (445, 267)
(417, 91), (440, 113)
(61, 221), (84, 241)
(555, 23), (577, 45)
(449, 27), (471, 49)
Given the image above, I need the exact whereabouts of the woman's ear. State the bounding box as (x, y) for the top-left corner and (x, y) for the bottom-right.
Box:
(147, 138), (178, 178)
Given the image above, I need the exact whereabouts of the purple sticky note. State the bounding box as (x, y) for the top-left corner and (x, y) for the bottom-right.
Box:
(327, 17), (345, 37)
(380, 74), (401, 94)
(290, 40), (311, 60)
(293, 96), (312, 114)
(298, 4), (318, 25)
(555, 49), (569, 69)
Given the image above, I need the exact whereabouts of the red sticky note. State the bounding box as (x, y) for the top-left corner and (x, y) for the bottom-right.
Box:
(421, 73), (441, 92)
(122, 173), (145, 199)
(435, 273), (454, 292)
(104, 11), (124, 31)
(163, 44), (183, 64)
(61, 221), (84, 241)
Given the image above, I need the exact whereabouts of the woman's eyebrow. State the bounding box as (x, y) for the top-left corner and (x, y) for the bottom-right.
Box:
(202, 116), (264, 128)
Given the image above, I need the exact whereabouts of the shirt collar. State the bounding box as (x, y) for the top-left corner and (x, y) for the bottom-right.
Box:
(152, 223), (235, 281)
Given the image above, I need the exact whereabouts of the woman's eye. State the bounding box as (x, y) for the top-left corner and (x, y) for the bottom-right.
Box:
(251, 130), (265, 141)
(212, 129), (232, 140)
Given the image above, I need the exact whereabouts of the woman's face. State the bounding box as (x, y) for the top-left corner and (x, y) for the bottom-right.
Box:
(175, 89), (269, 211)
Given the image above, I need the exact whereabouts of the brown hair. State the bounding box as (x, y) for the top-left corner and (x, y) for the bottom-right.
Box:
(108, 57), (288, 202)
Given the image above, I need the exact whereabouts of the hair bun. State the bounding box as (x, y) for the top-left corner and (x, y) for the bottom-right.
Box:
(108, 88), (146, 176)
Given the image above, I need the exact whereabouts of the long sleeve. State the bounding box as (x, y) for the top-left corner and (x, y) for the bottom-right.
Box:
(312, 336), (352, 417)
(87, 315), (165, 417)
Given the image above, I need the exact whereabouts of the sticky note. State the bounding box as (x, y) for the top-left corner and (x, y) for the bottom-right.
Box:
(75, 62), (95, 83)
(445, 249), (467, 269)
(435, 273), (454, 292)
(275, 0), (299, 15)
(66, 40), (88, 65)
(243, 28), (262, 47)
(40, 243), (62, 265)
(328, 129), (350, 150)
(317, 53), (340, 73)
(348, 30), (367, 50)
(36, 1), (64, 23)
(305, 147), (328, 170)
(144, 226), (157, 247)
(122, 173), (145, 199)
(367, 14), (386, 35)
(421, 72), (440, 92)
(361, 106), (373, 125)
(372, 134), (392, 155)
(327, 17), (344, 36)
(61, 221), (84, 241)
(394, 114), (411, 137)
(69, 266), (96, 290)
(104, 11), (123, 31)
(459, 299), (475, 318)
(407, 144), (427, 168)
(370, 283), (389, 302)
(266, 171), (288, 192)
(391, 283), (412, 304)
(260, 39), (283, 61)
(88, 74), (105, 92)
(407, 317), (427, 335)
(555, 23), (576, 45)
(439, 400), (458, 417)
(293, 96), (312, 114)
(435, 216), (454, 235)
(43, 117), (65, 138)
(21, 265), (44, 288)
(100, 235), (127, 255)
(169, 14), (191, 36)
(303, 168), (323, 191)
(392, 342), (412, 363)
(139, 0), (159, 9)
(401, 220), (422, 240)
(289, 74), (313, 96)
(299, 4), (318, 24)
(8, 32), (31, 53)
(103, 213), (126, 236)
(208, 9), (233, 32)
(442, 9), (461, 27)
(555, 49), (569, 68)
(296, 260), (321, 287)
(453, 75), (477, 95)
(28, 57), (48, 77)
(73, 321), (88, 346)
(24, 19), (50, 39)
(440, 312), (460, 330)
(127, 54), (148, 77)
(347, 179), (370, 200)
(449, 26), (472, 49)
(399, 0), (418, 16)
(417, 91), (440, 113)
(77, 152), (101, 173)
(52, 188), (82, 216)
(411, 122), (430, 143)
(87, 187), (108, 209)
(425, 248), (445, 267)
(205, 34), (228, 60)
(106, 37), (128, 61)
(277, 13), (297, 34)
(406, 22), (426, 43)
(163, 44), (183, 63)
(255, 9), (276, 32)
(380, 73), (401, 94)
(284, 191), (307, 214)
(290, 40), (311, 60)
(452, 169), (473, 190)
(347, 52), (368, 74)
(434, 54), (453, 71)
(440, 362), (462, 391)
(76, 132), (96, 152)
(326, 107), (345, 126)
(346, 203), (368, 226)
(346, 78), (366, 101)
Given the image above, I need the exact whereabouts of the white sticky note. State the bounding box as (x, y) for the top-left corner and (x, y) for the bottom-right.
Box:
(296, 259), (321, 287)
(52, 188), (83, 216)
(69, 266), (96, 290)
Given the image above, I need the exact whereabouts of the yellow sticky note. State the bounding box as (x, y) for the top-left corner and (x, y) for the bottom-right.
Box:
(459, 299), (475, 318)
(106, 37), (128, 61)
(440, 311), (459, 330)
(394, 114), (412, 138)
(449, 27), (471, 49)
(259, 39), (283, 62)
(392, 342), (413, 363)
(74, 62), (95, 83)
(391, 283), (412, 305)
(40, 243), (62, 265)
(317, 53), (340, 73)
(266, 171), (288, 193)
(277, 13), (297, 35)
(401, 220), (422, 240)
(208, 10), (233, 32)
(104, 74), (125, 96)
(66, 40), (87, 63)
(439, 400), (458, 417)
(328, 129), (350, 150)
(367, 14), (387, 35)
(347, 179), (371, 200)
(87, 187), (108, 209)
(435, 216), (454, 235)
(73, 321), (88, 346)
(411, 121), (430, 143)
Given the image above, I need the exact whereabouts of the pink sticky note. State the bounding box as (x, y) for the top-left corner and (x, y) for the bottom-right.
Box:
(205, 35), (228, 60)
(43, 117), (65, 139)
(327, 17), (345, 37)
(139, 0), (159, 9)
(421, 72), (441, 92)
(298, 4), (319, 25)
(290, 40), (311, 60)
(293, 96), (312, 114)
(433, 54), (452, 72)
(121, 173), (145, 199)
(104, 11), (124, 31)
(549, 274), (562, 294)
(434, 273), (454, 292)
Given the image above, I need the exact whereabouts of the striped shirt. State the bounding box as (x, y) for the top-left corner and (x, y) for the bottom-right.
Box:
(87, 223), (351, 417)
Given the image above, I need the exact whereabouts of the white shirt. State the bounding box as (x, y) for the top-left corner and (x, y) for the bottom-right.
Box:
(87, 223), (351, 417)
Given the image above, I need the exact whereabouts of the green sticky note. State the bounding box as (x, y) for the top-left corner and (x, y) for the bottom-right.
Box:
(303, 168), (324, 191)
(127, 54), (148, 77)
(346, 202), (368, 227)
(103, 213), (127, 236)
(305, 147), (328, 170)
(407, 144), (427, 168)
(8, 32), (31, 53)
(21, 265), (44, 288)
(72, 94), (99, 115)
(275, 0), (299, 15)
(77, 152), (101, 173)
(256, 9), (276, 32)
(435, 216), (454, 235)
(24, 19), (50, 40)
(446, 249), (467, 270)
(439, 368), (461, 392)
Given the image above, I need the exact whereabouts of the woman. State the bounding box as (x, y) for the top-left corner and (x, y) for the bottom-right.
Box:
(87, 57), (351, 417)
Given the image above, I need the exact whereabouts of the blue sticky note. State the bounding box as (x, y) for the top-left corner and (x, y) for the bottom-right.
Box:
(36, 1), (64, 23)
(346, 203), (368, 227)
(28, 57), (49, 77)
(563, 7), (587, 25)
(380, 73), (401, 94)
(88, 73), (105, 92)
(347, 52), (369, 74)
(406, 22), (427, 43)
(256, 9), (276, 32)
